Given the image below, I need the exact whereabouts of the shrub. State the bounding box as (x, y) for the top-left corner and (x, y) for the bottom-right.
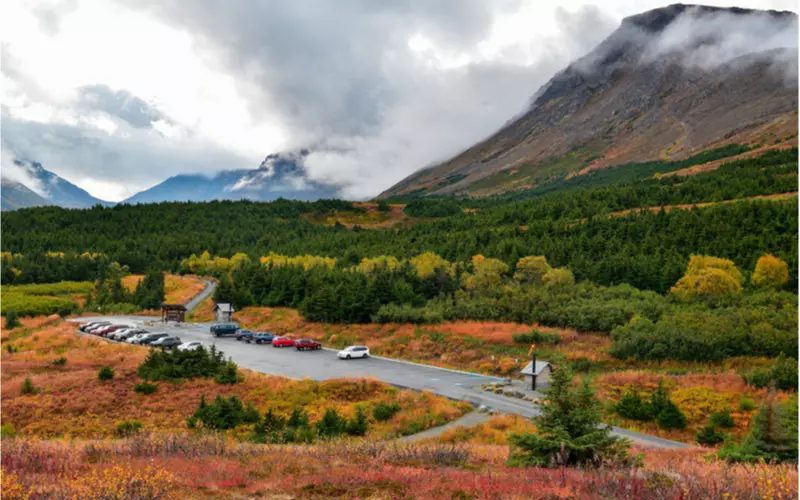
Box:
(287, 408), (310, 429)
(657, 401), (687, 430)
(696, 424), (725, 446)
(213, 361), (242, 384)
(116, 420), (143, 437)
(5, 344), (17, 354)
(191, 395), (260, 430)
(51, 356), (67, 366)
(317, 408), (345, 438)
(0, 423), (17, 438)
(345, 406), (369, 436)
(5, 309), (20, 329)
(252, 408), (287, 443)
(615, 391), (655, 421)
(710, 410), (736, 429)
(570, 357), (594, 373)
(751, 254), (789, 289)
(739, 397), (756, 412)
(745, 355), (798, 391)
(373, 402), (401, 422)
(512, 330), (560, 345)
(20, 377), (37, 395)
(134, 382), (158, 395)
(98, 366), (115, 381)
(137, 345), (239, 383)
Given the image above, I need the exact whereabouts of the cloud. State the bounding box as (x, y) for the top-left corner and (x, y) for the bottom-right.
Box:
(643, 6), (798, 75)
(122, 1), (618, 198)
(0, 146), (49, 198)
(2, 0), (797, 201)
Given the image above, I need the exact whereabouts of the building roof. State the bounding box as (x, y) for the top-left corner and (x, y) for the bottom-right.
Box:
(161, 303), (187, 310)
(521, 360), (552, 376)
(214, 303), (234, 312)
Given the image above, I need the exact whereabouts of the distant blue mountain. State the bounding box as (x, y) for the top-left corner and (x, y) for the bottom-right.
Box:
(121, 149), (340, 204)
(1, 160), (112, 210)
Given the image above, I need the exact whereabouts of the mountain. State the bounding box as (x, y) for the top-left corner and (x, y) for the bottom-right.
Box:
(121, 150), (340, 204)
(1, 178), (51, 211)
(381, 4), (798, 198)
(1, 160), (112, 210)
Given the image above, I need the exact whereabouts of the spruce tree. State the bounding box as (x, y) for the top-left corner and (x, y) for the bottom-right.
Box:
(508, 366), (632, 468)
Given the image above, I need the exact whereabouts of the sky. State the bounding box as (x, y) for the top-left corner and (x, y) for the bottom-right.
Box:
(1, 0), (797, 201)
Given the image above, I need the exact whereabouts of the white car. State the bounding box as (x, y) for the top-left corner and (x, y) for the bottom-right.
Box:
(109, 328), (135, 340)
(177, 341), (204, 351)
(127, 333), (150, 344)
(337, 346), (370, 360)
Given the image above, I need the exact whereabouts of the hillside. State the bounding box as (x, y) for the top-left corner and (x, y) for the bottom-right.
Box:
(381, 4), (798, 198)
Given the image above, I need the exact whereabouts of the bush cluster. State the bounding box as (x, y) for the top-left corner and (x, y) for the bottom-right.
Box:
(137, 345), (240, 383)
(614, 381), (686, 430)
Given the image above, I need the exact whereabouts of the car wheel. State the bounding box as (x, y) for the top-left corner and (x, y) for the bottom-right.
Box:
(346, 354), (351, 359)
(364, 353), (369, 358)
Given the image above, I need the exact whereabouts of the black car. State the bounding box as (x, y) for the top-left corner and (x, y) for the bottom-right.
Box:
(80, 320), (110, 332)
(139, 332), (169, 345)
(254, 332), (275, 344)
(236, 330), (254, 342)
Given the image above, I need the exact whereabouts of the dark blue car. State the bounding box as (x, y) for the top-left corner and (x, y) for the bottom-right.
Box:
(210, 323), (240, 337)
(236, 329), (254, 342)
(254, 332), (276, 344)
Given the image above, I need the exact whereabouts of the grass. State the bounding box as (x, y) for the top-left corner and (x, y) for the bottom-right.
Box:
(0, 317), (468, 439)
(2, 435), (796, 499)
(122, 274), (208, 305)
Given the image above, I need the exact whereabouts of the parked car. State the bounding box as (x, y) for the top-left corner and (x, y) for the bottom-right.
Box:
(236, 330), (254, 342)
(295, 339), (322, 351)
(271, 336), (295, 348)
(86, 323), (112, 333)
(150, 336), (182, 349)
(337, 346), (370, 359)
(107, 328), (133, 340)
(127, 333), (150, 344)
(139, 333), (169, 345)
(210, 323), (240, 337)
(96, 325), (128, 337)
(254, 332), (275, 344)
(80, 320), (109, 332)
(177, 341), (204, 351)
(114, 329), (146, 341)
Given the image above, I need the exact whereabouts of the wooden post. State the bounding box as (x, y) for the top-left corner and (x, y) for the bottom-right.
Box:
(528, 344), (537, 391)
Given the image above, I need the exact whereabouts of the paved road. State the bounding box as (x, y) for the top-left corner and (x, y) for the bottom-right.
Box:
(184, 280), (216, 312)
(69, 315), (690, 449)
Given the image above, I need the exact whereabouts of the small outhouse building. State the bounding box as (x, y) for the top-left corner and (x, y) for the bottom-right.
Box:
(214, 303), (235, 323)
(521, 360), (553, 390)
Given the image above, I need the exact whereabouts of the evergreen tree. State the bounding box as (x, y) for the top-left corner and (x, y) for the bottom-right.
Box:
(719, 389), (797, 463)
(508, 367), (632, 468)
(345, 406), (369, 436)
(317, 408), (345, 438)
(5, 309), (20, 329)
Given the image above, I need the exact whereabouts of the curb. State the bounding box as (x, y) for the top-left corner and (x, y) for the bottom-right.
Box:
(320, 347), (507, 382)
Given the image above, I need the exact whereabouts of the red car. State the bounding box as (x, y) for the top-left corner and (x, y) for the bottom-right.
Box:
(271, 336), (295, 348)
(96, 325), (125, 336)
(295, 339), (322, 351)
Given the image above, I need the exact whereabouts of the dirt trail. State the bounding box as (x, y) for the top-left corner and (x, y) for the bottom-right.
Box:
(606, 192), (797, 218)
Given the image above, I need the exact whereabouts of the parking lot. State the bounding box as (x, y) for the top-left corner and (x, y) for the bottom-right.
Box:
(69, 315), (689, 449)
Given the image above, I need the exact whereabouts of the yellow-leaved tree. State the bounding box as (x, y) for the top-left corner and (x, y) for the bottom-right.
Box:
(514, 256), (551, 284)
(463, 254), (509, 290)
(410, 252), (453, 279)
(542, 267), (575, 289)
(354, 255), (401, 274)
(751, 254), (789, 290)
(671, 254), (743, 300)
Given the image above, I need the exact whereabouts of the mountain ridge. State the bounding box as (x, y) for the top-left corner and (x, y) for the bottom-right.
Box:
(380, 4), (798, 198)
(1, 160), (112, 210)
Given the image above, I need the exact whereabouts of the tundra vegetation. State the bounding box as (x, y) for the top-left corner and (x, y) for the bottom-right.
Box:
(0, 147), (797, 498)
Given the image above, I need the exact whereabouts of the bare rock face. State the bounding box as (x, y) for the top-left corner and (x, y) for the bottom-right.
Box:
(382, 4), (798, 198)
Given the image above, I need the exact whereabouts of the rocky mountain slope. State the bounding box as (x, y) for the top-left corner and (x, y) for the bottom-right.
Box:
(1, 160), (111, 210)
(381, 4), (798, 198)
(0, 178), (51, 211)
(121, 150), (340, 204)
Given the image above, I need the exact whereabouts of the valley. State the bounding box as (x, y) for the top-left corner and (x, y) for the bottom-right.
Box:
(1, 3), (798, 499)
